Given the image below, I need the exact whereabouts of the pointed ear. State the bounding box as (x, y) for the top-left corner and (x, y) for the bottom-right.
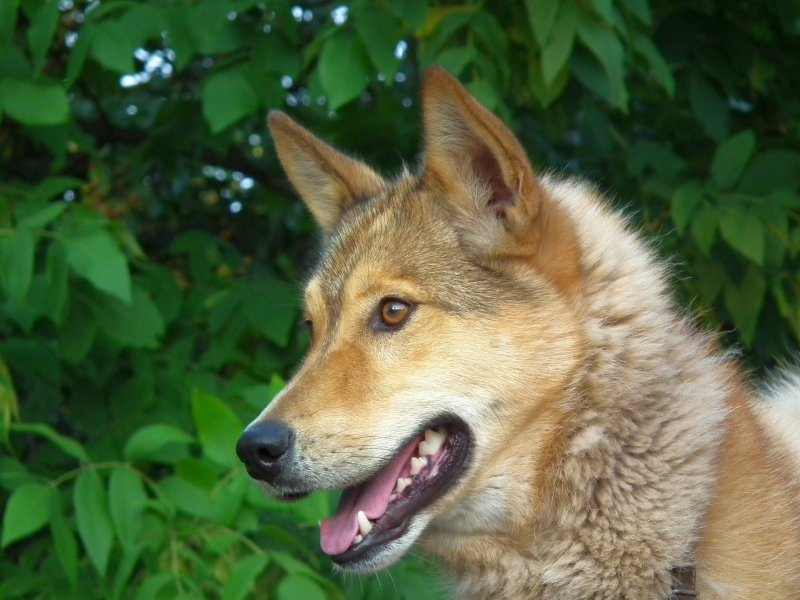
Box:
(268, 111), (386, 233)
(421, 67), (539, 227)
(420, 68), (580, 291)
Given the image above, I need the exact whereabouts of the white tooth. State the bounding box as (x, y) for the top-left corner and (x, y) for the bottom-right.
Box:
(357, 510), (373, 536)
(395, 477), (412, 494)
(389, 493), (397, 502)
(420, 427), (447, 456)
(410, 456), (428, 476)
(354, 534), (363, 545)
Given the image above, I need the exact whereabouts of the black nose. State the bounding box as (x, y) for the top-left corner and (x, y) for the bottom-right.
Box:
(236, 421), (294, 482)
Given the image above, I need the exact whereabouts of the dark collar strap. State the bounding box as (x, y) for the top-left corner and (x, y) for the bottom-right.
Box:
(670, 565), (697, 598)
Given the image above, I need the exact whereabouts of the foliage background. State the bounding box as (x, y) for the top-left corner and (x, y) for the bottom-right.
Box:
(1, 0), (799, 598)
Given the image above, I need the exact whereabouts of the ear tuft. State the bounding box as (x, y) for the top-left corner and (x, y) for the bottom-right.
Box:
(268, 111), (385, 233)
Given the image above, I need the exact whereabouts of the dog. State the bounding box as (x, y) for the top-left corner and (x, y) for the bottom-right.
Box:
(236, 67), (800, 599)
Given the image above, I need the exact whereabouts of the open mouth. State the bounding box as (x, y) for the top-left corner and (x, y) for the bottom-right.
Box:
(320, 418), (470, 566)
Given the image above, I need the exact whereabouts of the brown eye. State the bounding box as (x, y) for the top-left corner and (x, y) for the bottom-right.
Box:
(377, 298), (413, 330)
(303, 318), (314, 340)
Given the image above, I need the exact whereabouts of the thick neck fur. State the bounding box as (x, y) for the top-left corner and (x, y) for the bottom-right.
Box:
(420, 177), (732, 599)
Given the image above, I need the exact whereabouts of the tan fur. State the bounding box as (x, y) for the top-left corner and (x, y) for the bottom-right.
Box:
(251, 68), (800, 598)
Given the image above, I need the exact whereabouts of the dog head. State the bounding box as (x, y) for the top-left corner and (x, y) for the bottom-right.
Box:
(237, 68), (585, 572)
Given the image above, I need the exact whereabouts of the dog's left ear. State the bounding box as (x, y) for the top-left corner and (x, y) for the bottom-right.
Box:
(268, 111), (386, 233)
(420, 68), (580, 291)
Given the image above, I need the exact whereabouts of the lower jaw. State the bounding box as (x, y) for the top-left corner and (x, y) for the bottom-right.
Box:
(331, 519), (420, 572)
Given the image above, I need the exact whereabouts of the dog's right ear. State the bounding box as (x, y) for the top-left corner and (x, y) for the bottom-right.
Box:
(268, 111), (386, 233)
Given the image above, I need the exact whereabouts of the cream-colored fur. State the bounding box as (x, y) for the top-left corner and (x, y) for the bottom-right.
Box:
(249, 68), (800, 599)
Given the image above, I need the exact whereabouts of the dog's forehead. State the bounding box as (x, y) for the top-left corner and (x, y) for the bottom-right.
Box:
(311, 180), (436, 296)
(303, 177), (495, 312)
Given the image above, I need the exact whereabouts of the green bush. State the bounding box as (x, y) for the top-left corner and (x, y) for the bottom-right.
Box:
(1, 0), (798, 598)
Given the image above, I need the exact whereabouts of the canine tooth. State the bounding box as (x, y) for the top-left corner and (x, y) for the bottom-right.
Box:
(357, 510), (373, 536)
(410, 456), (428, 476)
(419, 427), (447, 455)
(395, 477), (412, 494)
(354, 534), (363, 545)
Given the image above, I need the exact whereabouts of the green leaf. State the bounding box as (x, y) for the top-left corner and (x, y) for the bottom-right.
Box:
(738, 150), (800, 195)
(466, 78), (500, 111)
(124, 424), (194, 463)
(74, 470), (114, 577)
(693, 256), (725, 304)
(433, 46), (477, 77)
(223, 555), (270, 600)
(28, 176), (83, 204)
(623, 0), (651, 24)
(133, 573), (173, 600)
(45, 241), (70, 326)
(10, 422), (88, 462)
(471, 13), (508, 63)
(108, 468), (148, 548)
(65, 28), (93, 88)
(192, 389), (242, 467)
(27, 0), (60, 75)
(176, 457), (218, 490)
(186, 1), (242, 55)
(318, 30), (371, 111)
(202, 67), (260, 134)
(690, 204), (718, 255)
(1, 482), (53, 547)
(241, 374), (285, 410)
(290, 491), (331, 525)
(525, 0), (558, 46)
(529, 51), (571, 106)
(0, 229), (35, 304)
(670, 182), (703, 235)
(391, 0), (428, 31)
(711, 130), (756, 191)
(64, 227), (131, 303)
(90, 20), (136, 73)
(590, 0), (615, 25)
(158, 476), (215, 519)
(0, 78), (70, 126)
(719, 209), (764, 265)
(0, 457), (30, 491)
(111, 542), (144, 600)
(58, 294), (97, 363)
(17, 203), (68, 229)
(95, 287), (165, 349)
(51, 493), (79, 587)
(633, 34), (674, 96)
(689, 74), (728, 141)
(0, 358), (18, 443)
(242, 278), (298, 347)
(355, 6), (403, 80)
(725, 267), (766, 345)
(577, 12), (627, 110)
(271, 551), (326, 581)
(210, 473), (248, 525)
(276, 574), (327, 600)
(116, 3), (163, 46)
(541, 4), (577, 86)
(0, 0), (19, 46)
(253, 36), (302, 78)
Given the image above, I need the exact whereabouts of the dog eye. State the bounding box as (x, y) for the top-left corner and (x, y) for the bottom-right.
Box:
(375, 298), (413, 330)
(303, 318), (314, 340)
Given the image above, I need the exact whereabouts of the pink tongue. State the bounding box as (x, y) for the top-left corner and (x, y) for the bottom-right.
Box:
(320, 436), (420, 556)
